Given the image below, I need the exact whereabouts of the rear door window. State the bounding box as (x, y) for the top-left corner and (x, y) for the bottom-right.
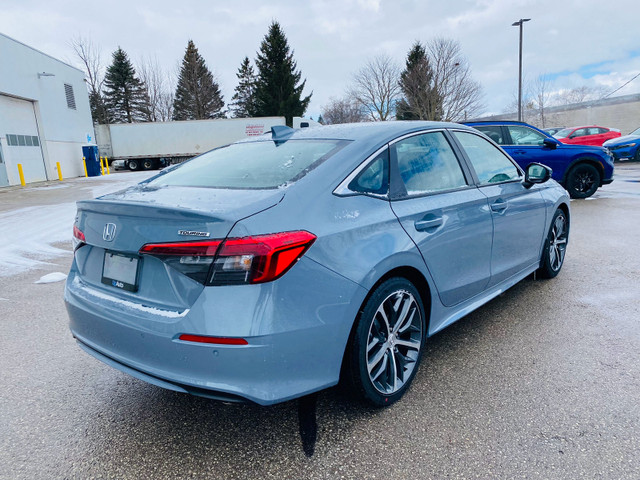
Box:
(475, 125), (505, 144)
(392, 131), (467, 196)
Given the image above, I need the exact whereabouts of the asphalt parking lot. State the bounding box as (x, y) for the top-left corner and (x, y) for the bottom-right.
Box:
(1, 166), (639, 479)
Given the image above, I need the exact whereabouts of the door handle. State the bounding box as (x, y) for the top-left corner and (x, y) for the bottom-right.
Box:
(490, 200), (508, 213)
(414, 217), (443, 231)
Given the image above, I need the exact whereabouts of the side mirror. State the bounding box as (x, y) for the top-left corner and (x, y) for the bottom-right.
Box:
(523, 163), (552, 188)
(543, 138), (559, 149)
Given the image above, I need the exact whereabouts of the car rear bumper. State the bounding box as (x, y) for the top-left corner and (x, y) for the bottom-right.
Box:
(65, 257), (367, 405)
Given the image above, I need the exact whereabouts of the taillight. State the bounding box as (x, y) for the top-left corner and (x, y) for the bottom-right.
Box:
(139, 240), (222, 284)
(139, 231), (316, 286)
(72, 225), (86, 251)
(210, 231), (316, 285)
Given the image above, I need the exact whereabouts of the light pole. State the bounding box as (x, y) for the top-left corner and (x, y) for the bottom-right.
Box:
(512, 18), (531, 122)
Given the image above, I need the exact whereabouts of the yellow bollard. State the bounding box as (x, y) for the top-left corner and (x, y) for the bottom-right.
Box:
(56, 162), (63, 181)
(105, 156), (110, 175)
(82, 157), (88, 177)
(17, 163), (26, 186)
(99, 157), (105, 175)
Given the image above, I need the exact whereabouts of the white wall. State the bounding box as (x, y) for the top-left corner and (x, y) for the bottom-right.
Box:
(0, 33), (95, 185)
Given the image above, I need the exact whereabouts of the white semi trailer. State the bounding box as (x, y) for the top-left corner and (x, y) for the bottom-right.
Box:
(95, 116), (317, 171)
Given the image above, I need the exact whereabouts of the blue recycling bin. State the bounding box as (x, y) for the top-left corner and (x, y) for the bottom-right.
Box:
(82, 145), (101, 177)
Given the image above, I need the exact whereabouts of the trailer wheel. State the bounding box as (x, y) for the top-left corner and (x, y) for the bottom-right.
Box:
(142, 159), (154, 170)
(128, 160), (139, 171)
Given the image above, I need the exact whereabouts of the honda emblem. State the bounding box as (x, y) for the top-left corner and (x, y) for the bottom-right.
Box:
(103, 223), (117, 242)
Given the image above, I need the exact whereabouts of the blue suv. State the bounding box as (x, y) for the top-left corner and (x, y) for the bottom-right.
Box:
(464, 121), (614, 198)
(603, 126), (640, 162)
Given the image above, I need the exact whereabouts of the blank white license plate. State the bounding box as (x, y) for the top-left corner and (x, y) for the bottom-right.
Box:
(102, 251), (140, 292)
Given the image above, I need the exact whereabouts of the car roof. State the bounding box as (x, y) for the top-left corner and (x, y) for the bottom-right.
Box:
(238, 121), (477, 145)
(464, 120), (531, 126)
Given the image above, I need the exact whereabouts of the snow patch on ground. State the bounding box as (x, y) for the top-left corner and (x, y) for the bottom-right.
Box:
(35, 272), (68, 284)
(0, 172), (154, 277)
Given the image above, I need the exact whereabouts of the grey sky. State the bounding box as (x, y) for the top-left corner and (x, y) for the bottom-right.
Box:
(2, 0), (639, 119)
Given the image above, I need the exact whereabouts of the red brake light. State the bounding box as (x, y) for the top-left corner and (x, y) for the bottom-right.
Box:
(139, 240), (221, 256)
(73, 225), (85, 242)
(139, 231), (316, 285)
(211, 231), (316, 285)
(139, 240), (222, 284)
(72, 225), (86, 250)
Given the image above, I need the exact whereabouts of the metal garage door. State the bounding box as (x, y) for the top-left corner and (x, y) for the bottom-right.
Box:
(0, 94), (47, 184)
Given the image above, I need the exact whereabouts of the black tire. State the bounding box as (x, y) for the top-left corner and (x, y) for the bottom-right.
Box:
(142, 159), (154, 170)
(128, 160), (139, 171)
(565, 163), (600, 199)
(537, 209), (569, 279)
(635, 149), (640, 162)
(345, 277), (426, 407)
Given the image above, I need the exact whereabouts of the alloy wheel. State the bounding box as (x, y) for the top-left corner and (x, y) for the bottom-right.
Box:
(574, 168), (596, 193)
(549, 213), (568, 271)
(366, 290), (422, 395)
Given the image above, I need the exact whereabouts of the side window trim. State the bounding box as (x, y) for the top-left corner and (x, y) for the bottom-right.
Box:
(448, 128), (524, 185)
(389, 129), (473, 200)
(333, 144), (390, 199)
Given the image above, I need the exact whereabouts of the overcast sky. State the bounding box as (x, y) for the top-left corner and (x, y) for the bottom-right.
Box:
(2, 0), (639, 119)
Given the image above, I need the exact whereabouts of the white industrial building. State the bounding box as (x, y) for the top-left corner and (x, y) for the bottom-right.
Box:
(0, 32), (95, 187)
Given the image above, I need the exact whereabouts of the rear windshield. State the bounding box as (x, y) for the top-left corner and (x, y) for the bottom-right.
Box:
(148, 139), (348, 189)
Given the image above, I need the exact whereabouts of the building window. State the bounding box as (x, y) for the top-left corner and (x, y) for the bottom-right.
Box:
(5, 134), (40, 147)
(64, 83), (77, 110)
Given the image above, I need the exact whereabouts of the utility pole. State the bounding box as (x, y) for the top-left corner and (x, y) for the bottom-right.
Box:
(512, 18), (531, 122)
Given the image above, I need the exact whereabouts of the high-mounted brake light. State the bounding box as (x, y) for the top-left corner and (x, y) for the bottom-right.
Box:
(139, 231), (316, 286)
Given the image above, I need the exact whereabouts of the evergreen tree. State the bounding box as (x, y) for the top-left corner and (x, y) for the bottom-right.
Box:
(102, 47), (149, 123)
(316, 114), (324, 124)
(396, 41), (441, 120)
(230, 57), (257, 118)
(172, 40), (225, 120)
(253, 21), (312, 126)
(89, 91), (109, 125)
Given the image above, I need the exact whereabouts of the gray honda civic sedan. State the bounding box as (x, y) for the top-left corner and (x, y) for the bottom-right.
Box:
(65, 122), (570, 407)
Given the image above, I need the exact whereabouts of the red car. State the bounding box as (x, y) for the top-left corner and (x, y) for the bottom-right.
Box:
(553, 125), (621, 146)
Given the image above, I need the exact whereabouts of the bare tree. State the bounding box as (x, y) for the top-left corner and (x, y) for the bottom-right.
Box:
(349, 55), (401, 121)
(532, 74), (552, 127)
(71, 36), (108, 124)
(321, 97), (366, 124)
(553, 85), (608, 105)
(427, 38), (484, 121)
(138, 56), (174, 121)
